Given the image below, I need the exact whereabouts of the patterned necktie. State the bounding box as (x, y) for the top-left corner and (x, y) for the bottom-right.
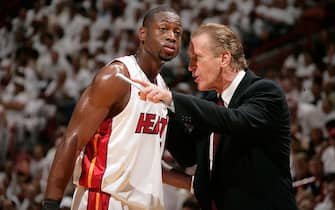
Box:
(213, 97), (223, 155)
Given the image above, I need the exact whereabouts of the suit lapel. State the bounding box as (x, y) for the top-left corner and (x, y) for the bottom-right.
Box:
(215, 70), (260, 172)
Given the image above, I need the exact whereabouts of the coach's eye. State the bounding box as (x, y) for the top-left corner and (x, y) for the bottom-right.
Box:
(159, 27), (168, 32)
(174, 31), (181, 37)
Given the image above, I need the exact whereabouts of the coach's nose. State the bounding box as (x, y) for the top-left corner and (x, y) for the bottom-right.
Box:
(188, 57), (197, 72)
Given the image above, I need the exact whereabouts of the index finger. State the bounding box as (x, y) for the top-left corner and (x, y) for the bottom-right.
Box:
(131, 78), (152, 87)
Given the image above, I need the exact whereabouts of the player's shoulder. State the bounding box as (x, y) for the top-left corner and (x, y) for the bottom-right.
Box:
(92, 62), (128, 85)
(103, 60), (130, 76)
(83, 61), (130, 108)
(82, 62), (129, 102)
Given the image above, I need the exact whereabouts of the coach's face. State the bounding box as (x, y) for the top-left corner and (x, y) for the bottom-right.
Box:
(139, 11), (183, 62)
(188, 33), (223, 92)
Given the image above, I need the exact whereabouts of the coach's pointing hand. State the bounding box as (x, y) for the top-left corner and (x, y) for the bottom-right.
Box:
(132, 79), (173, 105)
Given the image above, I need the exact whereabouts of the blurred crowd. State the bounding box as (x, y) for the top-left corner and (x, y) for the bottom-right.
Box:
(0, 0), (335, 210)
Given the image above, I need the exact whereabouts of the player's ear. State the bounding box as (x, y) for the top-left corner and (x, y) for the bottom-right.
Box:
(138, 27), (146, 42)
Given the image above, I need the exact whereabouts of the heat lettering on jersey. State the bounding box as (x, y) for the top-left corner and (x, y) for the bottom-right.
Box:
(135, 113), (168, 137)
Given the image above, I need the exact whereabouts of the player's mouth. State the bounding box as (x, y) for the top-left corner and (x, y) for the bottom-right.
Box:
(163, 44), (176, 54)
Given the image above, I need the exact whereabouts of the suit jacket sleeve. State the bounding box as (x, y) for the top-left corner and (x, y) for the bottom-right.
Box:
(165, 109), (209, 168)
(171, 79), (290, 143)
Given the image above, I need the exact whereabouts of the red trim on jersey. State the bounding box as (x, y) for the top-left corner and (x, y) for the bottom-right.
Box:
(87, 189), (110, 210)
(79, 119), (112, 190)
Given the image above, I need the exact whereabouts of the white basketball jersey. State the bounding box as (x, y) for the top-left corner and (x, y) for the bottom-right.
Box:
(73, 55), (169, 210)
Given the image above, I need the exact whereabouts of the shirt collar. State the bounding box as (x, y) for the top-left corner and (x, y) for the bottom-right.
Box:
(220, 70), (245, 107)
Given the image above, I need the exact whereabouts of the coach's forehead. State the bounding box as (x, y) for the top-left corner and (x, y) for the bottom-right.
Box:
(152, 11), (182, 25)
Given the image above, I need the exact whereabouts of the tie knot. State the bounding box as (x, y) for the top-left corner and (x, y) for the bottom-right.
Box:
(217, 96), (224, 106)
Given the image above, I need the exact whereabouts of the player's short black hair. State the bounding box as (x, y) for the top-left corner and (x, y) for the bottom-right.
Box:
(142, 5), (178, 27)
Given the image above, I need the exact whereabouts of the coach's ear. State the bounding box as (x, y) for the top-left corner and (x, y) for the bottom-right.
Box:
(138, 27), (146, 43)
(220, 51), (232, 69)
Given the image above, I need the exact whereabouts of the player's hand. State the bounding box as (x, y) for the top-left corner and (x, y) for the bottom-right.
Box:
(131, 79), (173, 105)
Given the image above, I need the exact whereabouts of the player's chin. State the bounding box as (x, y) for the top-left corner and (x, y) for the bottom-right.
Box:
(160, 53), (176, 61)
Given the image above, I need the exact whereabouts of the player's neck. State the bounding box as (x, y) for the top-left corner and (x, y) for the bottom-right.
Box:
(135, 53), (160, 83)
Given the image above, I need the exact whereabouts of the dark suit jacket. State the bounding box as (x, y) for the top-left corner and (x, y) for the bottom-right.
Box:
(166, 70), (298, 210)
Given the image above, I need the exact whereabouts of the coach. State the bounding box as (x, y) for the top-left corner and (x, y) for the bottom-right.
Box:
(136, 23), (298, 210)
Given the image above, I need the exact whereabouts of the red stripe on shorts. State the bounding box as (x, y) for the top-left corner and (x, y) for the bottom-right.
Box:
(87, 189), (110, 210)
(79, 119), (112, 190)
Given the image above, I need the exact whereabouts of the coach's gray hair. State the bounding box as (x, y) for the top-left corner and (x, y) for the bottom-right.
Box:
(192, 23), (248, 71)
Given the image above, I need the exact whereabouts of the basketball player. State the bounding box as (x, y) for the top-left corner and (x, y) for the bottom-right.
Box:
(42, 6), (183, 210)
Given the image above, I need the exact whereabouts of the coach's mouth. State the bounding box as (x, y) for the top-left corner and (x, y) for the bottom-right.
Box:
(192, 73), (199, 82)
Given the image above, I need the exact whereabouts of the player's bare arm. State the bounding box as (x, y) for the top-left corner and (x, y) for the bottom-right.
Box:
(162, 168), (192, 190)
(44, 62), (131, 200)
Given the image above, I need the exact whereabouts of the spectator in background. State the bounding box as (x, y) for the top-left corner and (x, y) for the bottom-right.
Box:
(295, 189), (315, 210)
(0, 71), (30, 151)
(323, 43), (335, 66)
(306, 127), (327, 158)
(0, 105), (9, 168)
(321, 127), (335, 174)
(315, 172), (335, 210)
(307, 156), (325, 200)
(292, 153), (311, 189)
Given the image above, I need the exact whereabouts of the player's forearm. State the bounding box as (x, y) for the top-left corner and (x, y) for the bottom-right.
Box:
(162, 167), (192, 190)
(45, 139), (79, 200)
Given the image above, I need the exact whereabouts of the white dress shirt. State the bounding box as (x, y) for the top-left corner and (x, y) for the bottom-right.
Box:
(210, 70), (246, 172)
(220, 70), (246, 107)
